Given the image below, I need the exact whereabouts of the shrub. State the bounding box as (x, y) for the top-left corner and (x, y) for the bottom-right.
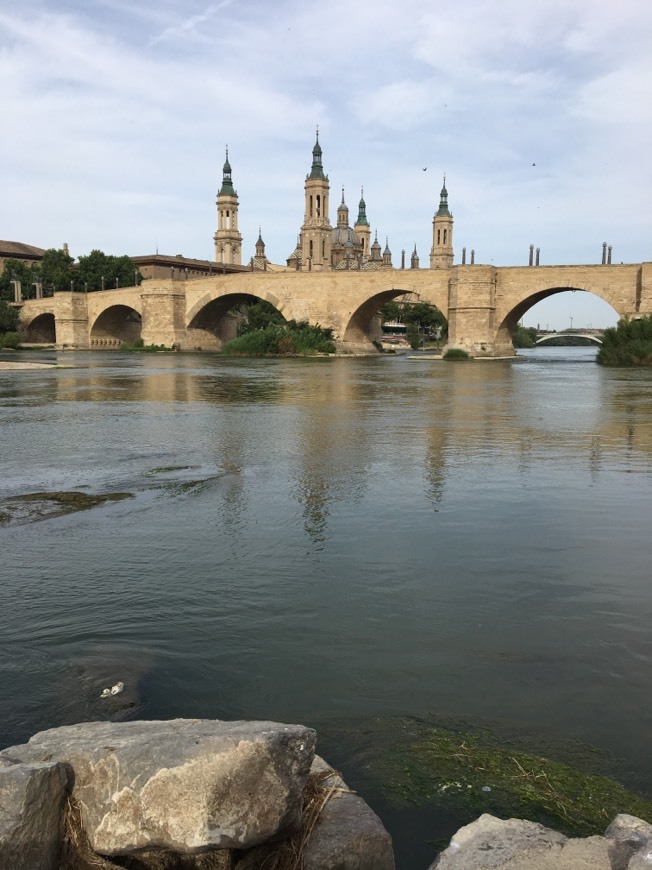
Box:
(0, 331), (20, 349)
(443, 348), (472, 360)
(222, 321), (335, 356)
(597, 316), (652, 366)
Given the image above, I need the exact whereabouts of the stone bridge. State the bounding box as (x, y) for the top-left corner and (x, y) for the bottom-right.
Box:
(18, 262), (652, 356)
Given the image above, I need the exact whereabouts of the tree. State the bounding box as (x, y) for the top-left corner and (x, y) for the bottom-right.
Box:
(0, 259), (39, 301)
(512, 325), (538, 348)
(380, 300), (403, 323)
(402, 301), (447, 334)
(597, 315), (652, 366)
(41, 248), (74, 294)
(237, 300), (285, 335)
(0, 299), (19, 333)
(76, 250), (141, 292)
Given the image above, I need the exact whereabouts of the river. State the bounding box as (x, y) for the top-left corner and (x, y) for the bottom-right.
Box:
(1, 346), (651, 866)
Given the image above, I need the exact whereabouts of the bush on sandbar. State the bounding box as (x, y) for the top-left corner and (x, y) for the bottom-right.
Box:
(223, 321), (335, 356)
(597, 316), (652, 366)
(443, 347), (472, 360)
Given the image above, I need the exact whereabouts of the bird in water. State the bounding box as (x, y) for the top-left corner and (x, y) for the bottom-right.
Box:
(100, 681), (125, 698)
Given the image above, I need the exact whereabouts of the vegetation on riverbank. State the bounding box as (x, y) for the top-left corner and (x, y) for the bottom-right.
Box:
(380, 722), (652, 840)
(119, 339), (174, 352)
(597, 315), (652, 366)
(0, 300), (19, 348)
(443, 348), (472, 360)
(223, 320), (335, 356)
(0, 331), (20, 349)
(512, 325), (538, 348)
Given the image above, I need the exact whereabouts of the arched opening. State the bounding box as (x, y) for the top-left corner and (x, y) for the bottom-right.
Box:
(497, 288), (618, 354)
(90, 305), (142, 348)
(342, 290), (447, 353)
(24, 313), (56, 344)
(186, 293), (285, 351)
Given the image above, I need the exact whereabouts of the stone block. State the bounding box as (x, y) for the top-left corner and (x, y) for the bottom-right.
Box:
(0, 718), (316, 856)
(0, 760), (69, 870)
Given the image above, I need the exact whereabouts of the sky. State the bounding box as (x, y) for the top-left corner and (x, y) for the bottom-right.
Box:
(1, 0), (650, 330)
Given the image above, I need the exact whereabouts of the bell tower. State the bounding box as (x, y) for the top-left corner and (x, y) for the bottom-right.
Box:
(300, 129), (332, 270)
(430, 176), (454, 269)
(214, 147), (243, 266)
(354, 187), (371, 259)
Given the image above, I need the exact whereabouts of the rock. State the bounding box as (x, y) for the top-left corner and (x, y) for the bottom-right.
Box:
(234, 756), (394, 870)
(301, 757), (395, 870)
(628, 848), (652, 870)
(605, 814), (652, 870)
(0, 760), (68, 870)
(0, 718), (316, 856)
(429, 813), (613, 869)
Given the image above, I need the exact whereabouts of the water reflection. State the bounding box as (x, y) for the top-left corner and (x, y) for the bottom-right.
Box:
(1, 347), (652, 868)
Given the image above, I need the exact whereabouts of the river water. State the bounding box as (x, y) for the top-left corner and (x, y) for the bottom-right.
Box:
(1, 346), (651, 866)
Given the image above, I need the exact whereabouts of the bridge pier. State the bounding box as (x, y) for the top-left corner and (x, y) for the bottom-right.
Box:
(141, 287), (187, 349)
(53, 292), (90, 349)
(448, 266), (515, 357)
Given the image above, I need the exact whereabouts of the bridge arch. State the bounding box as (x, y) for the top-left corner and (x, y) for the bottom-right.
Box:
(495, 285), (618, 353)
(90, 304), (142, 348)
(341, 287), (446, 351)
(186, 290), (286, 350)
(23, 312), (56, 344)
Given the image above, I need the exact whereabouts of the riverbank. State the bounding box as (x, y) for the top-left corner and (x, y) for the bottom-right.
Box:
(0, 359), (62, 370)
(1, 719), (650, 869)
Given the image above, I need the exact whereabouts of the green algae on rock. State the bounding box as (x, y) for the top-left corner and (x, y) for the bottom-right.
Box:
(379, 723), (652, 839)
(0, 491), (133, 525)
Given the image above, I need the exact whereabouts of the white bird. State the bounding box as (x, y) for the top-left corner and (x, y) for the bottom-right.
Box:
(110, 682), (125, 695)
(100, 688), (111, 699)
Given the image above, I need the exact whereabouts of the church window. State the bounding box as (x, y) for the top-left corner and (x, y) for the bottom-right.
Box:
(437, 230), (441, 245)
(310, 240), (314, 259)
(443, 229), (447, 244)
(310, 196), (313, 218)
(316, 195), (321, 217)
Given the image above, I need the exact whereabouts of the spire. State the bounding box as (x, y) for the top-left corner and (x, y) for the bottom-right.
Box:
(219, 146), (235, 195)
(356, 186), (369, 226)
(337, 188), (349, 227)
(370, 230), (382, 261)
(309, 126), (326, 180)
(383, 237), (392, 267)
(436, 174), (451, 216)
(255, 227), (265, 257)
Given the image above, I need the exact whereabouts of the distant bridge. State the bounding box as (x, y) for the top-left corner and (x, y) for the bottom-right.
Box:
(535, 332), (604, 345)
(18, 262), (652, 357)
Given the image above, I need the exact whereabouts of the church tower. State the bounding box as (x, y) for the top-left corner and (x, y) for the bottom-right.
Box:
(214, 148), (242, 265)
(354, 188), (371, 259)
(429, 177), (454, 269)
(300, 130), (332, 270)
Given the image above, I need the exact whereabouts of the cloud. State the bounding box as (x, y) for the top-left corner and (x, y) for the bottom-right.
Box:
(0, 0), (649, 304)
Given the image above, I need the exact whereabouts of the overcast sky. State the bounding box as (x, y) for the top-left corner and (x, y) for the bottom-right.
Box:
(2, 0), (650, 329)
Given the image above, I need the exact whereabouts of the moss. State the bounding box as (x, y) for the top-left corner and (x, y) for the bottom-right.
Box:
(144, 465), (196, 476)
(379, 723), (652, 838)
(1, 491), (133, 525)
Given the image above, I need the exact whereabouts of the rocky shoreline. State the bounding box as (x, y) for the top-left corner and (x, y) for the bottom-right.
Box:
(0, 719), (650, 869)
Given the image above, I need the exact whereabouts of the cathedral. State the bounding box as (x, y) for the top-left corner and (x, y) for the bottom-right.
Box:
(213, 132), (455, 273)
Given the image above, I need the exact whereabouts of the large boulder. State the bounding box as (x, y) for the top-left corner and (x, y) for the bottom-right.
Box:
(429, 813), (612, 869)
(233, 756), (395, 870)
(605, 814), (652, 870)
(0, 718), (315, 856)
(302, 757), (395, 870)
(0, 760), (68, 870)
